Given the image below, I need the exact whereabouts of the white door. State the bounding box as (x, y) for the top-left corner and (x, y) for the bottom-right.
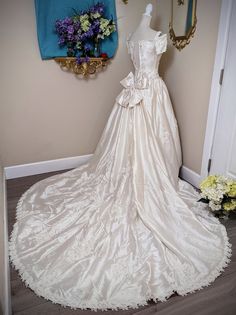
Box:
(210, 0), (236, 180)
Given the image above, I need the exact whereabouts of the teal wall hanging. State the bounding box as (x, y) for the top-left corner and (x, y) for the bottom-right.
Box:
(34, 0), (118, 60)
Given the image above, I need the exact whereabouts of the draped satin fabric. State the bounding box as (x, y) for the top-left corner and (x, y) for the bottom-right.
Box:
(9, 32), (231, 311)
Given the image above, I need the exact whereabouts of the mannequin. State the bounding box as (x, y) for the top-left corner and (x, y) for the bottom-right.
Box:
(130, 4), (159, 42)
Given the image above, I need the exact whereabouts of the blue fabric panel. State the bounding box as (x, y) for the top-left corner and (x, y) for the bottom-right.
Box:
(186, 0), (193, 34)
(34, 0), (118, 59)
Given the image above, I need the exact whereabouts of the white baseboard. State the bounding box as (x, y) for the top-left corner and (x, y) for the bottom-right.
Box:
(4, 154), (92, 180)
(4, 156), (201, 189)
(180, 165), (201, 188)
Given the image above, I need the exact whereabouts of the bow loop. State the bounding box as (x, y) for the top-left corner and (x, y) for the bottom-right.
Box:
(116, 72), (150, 109)
(134, 73), (149, 90)
(120, 72), (135, 89)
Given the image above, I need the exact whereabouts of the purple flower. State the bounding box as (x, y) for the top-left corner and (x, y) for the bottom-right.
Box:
(76, 56), (83, 64)
(64, 17), (73, 25)
(84, 55), (90, 62)
(55, 20), (61, 28)
(55, 18), (75, 36)
(75, 34), (82, 41)
(58, 37), (65, 46)
(80, 33), (88, 41)
(84, 43), (92, 52)
(80, 29), (93, 41)
(90, 3), (105, 15)
(74, 21), (81, 31)
(76, 55), (90, 65)
(55, 21), (64, 34)
(91, 20), (100, 35)
(67, 34), (75, 41)
(67, 25), (74, 34)
(85, 28), (94, 38)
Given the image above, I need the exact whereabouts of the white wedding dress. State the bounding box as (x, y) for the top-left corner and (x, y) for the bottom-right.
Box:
(9, 32), (231, 311)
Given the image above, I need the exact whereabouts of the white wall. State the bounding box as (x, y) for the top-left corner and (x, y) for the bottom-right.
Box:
(157, 0), (222, 173)
(0, 0), (158, 166)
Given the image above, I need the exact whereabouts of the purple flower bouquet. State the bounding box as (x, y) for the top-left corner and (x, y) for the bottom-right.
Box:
(55, 2), (116, 64)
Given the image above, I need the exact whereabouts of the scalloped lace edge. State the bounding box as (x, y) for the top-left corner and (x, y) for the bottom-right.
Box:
(9, 190), (232, 312)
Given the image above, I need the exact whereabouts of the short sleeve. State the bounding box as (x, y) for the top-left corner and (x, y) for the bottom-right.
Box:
(155, 34), (167, 55)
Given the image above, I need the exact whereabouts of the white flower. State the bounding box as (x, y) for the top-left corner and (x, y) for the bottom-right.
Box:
(209, 200), (221, 211)
(204, 187), (223, 202)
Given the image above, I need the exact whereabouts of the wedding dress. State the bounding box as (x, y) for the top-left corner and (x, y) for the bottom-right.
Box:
(9, 32), (231, 311)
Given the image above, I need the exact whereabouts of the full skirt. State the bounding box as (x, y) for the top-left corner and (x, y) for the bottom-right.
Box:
(9, 77), (231, 310)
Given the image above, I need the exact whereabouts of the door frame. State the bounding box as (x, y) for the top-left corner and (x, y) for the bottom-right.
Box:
(200, 0), (233, 180)
(1, 171), (12, 315)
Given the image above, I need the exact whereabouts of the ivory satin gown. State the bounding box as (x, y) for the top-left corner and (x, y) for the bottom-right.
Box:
(9, 32), (231, 310)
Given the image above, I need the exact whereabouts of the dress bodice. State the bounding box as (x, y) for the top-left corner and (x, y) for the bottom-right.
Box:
(116, 32), (167, 109)
(127, 32), (167, 78)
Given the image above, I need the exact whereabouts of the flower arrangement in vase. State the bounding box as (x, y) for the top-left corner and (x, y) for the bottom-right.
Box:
(55, 2), (116, 64)
(199, 175), (236, 219)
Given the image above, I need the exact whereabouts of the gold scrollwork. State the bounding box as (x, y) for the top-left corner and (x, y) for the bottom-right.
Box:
(122, 0), (128, 4)
(54, 57), (109, 76)
(169, 21), (197, 51)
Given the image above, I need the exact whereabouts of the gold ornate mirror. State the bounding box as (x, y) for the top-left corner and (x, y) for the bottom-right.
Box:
(169, 0), (197, 51)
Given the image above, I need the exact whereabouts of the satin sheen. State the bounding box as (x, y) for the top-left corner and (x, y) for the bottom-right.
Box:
(9, 32), (231, 311)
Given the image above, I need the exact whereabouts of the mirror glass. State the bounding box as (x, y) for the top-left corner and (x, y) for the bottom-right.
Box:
(169, 0), (197, 50)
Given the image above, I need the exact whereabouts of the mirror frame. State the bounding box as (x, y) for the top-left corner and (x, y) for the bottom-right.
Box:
(169, 0), (197, 51)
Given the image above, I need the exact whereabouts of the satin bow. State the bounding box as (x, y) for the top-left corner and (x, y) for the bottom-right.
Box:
(116, 72), (149, 109)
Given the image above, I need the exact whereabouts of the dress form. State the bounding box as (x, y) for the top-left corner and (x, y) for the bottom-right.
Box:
(130, 4), (159, 42)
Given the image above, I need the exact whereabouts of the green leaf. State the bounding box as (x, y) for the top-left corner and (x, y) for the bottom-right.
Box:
(198, 198), (209, 204)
